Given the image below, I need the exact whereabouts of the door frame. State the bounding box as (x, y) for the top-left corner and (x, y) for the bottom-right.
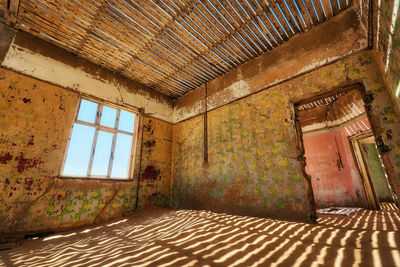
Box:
(348, 131), (380, 210)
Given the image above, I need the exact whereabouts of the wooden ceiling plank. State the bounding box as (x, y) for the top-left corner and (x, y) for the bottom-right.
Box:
(90, 10), (145, 54)
(201, 1), (251, 61)
(159, 28), (220, 77)
(255, 0), (289, 42)
(148, 44), (185, 70)
(193, 2), (244, 65)
(279, 0), (306, 32)
(320, 0), (334, 17)
(290, 0), (313, 28)
(119, 0), (202, 83)
(156, 36), (195, 65)
(99, 9), (147, 50)
(215, 1), (258, 55)
(235, 7), (270, 51)
(110, 0), (162, 37)
(155, 45), (247, 91)
(20, 2), (89, 35)
(241, 24), (268, 52)
(298, 0), (319, 25)
(338, 0), (349, 11)
(240, 1), (277, 48)
(272, 0), (302, 34)
(328, 0), (340, 14)
(156, 51), (225, 92)
(265, 0), (297, 38)
(183, 8), (238, 68)
(311, 0), (327, 22)
(172, 14), (233, 72)
(210, 1), (256, 57)
(17, 10), (85, 50)
(24, 0), (95, 29)
(223, 0), (266, 53)
(16, 21), (80, 53)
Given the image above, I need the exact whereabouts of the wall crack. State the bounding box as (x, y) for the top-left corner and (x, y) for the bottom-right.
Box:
(246, 103), (271, 119)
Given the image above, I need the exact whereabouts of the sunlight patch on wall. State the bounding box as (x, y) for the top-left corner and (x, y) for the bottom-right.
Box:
(395, 80), (400, 97)
(384, 0), (400, 73)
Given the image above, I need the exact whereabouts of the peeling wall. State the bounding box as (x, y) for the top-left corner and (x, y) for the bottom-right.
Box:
(174, 6), (368, 123)
(137, 117), (173, 208)
(172, 51), (400, 221)
(0, 68), (172, 236)
(172, 93), (311, 221)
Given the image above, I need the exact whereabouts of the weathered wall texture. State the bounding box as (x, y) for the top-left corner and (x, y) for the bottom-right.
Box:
(0, 68), (172, 236)
(374, 0), (400, 108)
(173, 95), (311, 221)
(174, 6), (368, 123)
(137, 117), (173, 208)
(304, 128), (368, 208)
(172, 51), (400, 221)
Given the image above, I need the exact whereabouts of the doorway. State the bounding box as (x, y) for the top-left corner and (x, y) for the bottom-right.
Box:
(294, 85), (396, 212)
(350, 132), (395, 209)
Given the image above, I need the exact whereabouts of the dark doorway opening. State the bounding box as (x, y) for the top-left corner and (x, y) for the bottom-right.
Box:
(294, 85), (396, 215)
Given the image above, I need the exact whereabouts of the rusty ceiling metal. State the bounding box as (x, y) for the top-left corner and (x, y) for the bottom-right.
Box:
(16, 0), (352, 98)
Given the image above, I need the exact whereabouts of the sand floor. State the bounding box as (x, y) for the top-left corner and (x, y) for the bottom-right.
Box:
(0, 203), (399, 267)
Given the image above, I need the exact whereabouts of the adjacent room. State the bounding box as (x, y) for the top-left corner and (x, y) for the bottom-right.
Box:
(0, 0), (400, 266)
(297, 87), (396, 211)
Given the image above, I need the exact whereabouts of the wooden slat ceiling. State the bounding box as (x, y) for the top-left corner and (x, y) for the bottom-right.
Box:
(16, 0), (352, 98)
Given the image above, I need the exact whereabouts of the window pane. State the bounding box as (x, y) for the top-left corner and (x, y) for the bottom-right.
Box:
(118, 110), (135, 133)
(77, 99), (98, 123)
(91, 131), (113, 176)
(63, 124), (95, 176)
(100, 106), (117, 128)
(111, 133), (133, 178)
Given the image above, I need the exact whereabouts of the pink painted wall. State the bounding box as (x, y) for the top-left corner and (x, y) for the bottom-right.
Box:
(304, 128), (369, 208)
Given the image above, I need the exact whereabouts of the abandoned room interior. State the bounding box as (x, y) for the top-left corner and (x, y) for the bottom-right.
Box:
(0, 0), (400, 266)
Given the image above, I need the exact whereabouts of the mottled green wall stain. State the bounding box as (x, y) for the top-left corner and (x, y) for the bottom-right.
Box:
(172, 51), (400, 221)
(383, 106), (397, 123)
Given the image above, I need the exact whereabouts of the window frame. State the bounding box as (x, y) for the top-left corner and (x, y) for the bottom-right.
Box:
(60, 97), (139, 180)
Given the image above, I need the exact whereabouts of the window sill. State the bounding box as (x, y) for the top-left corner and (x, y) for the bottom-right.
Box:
(58, 176), (134, 182)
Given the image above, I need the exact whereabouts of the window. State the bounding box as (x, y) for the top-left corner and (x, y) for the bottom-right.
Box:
(61, 99), (137, 179)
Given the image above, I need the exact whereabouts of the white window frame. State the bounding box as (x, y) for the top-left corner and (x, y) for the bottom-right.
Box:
(60, 97), (139, 180)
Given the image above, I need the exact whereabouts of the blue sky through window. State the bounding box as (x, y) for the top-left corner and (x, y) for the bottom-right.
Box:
(63, 99), (135, 178)
(119, 110), (135, 132)
(77, 99), (98, 123)
(91, 131), (113, 176)
(63, 124), (95, 176)
(111, 133), (132, 178)
(100, 106), (117, 127)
